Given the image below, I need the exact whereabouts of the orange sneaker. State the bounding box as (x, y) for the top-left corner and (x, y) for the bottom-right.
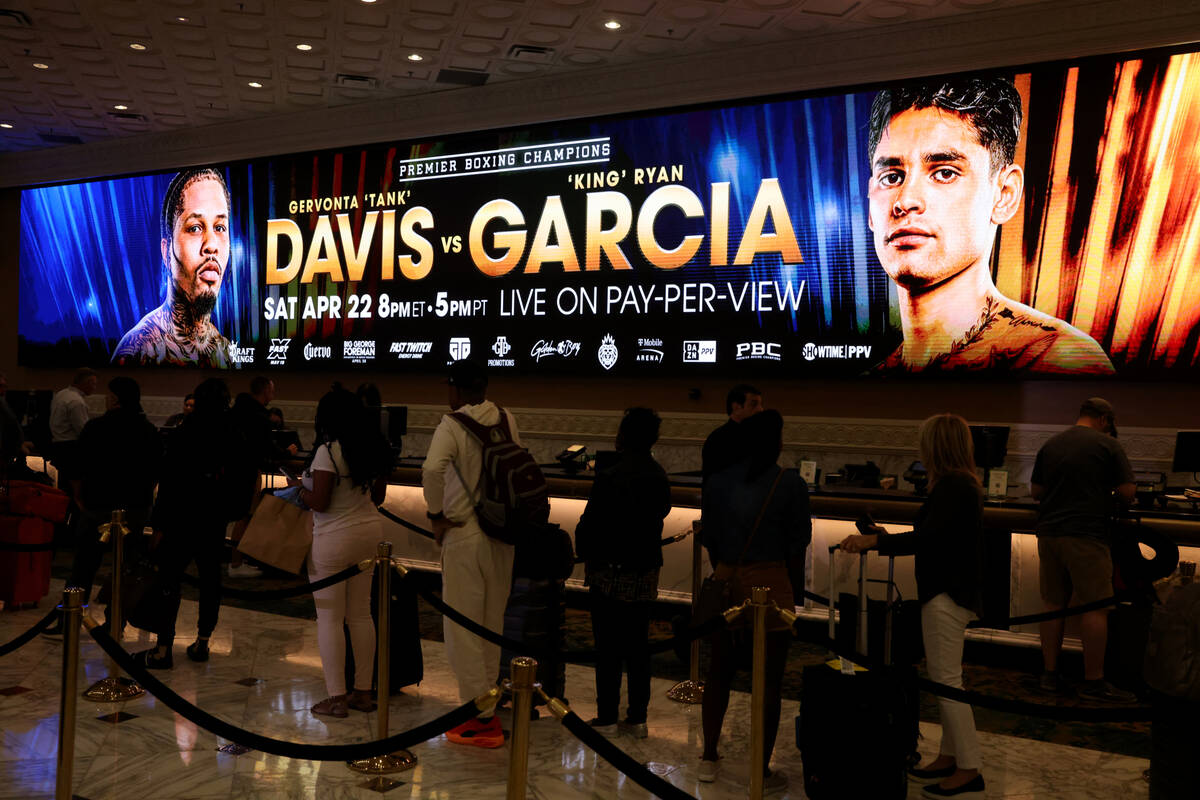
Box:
(445, 715), (505, 748)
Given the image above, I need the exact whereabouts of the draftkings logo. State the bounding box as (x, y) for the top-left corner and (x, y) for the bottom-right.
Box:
(343, 340), (376, 364)
(267, 338), (291, 365)
(228, 342), (255, 365)
(488, 336), (515, 368)
(682, 340), (717, 363)
(303, 343), (332, 361)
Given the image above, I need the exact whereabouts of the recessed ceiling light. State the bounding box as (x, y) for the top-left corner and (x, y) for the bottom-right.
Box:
(604, 20), (622, 30)
(361, 0), (378, 4)
(113, 104), (129, 110)
(248, 81), (263, 88)
(407, 53), (423, 62)
(0, 123), (12, 129)
(32, 62), (49, 69)
(129, 42), (148, 51)
(296, 43), (313, 51)
(176, 16), (189, 23)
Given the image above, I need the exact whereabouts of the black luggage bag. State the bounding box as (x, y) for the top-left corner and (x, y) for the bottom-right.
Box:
(500, 576), (567, 702)
(344, 568), (424, 694)
(797, 546), (919, 800)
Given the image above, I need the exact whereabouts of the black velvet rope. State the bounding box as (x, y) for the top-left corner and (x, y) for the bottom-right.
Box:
(799, 589), (1131, 629)
(180, 561), (366, 600)
(408, 577), (726, 663)
(86, 624), (483, 760)
(560, 711), (697, 800)
(787, 622), (1153, 723)
(0, 606), (61, 658)
(376, 506), (691, 552)
(0, 540), (55, 552)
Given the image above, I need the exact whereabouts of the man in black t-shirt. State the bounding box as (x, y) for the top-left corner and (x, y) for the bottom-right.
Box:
(1030, 397), (1136, 702)
(701, 384), (763, 485)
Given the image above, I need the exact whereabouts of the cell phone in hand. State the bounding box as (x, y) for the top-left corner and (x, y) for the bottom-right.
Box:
(855, 511), (877, 536)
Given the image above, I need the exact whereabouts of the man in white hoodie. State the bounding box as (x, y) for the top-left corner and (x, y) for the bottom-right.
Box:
(422, 359), (519, 748)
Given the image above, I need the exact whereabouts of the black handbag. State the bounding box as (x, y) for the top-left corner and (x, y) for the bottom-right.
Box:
(96, 551), (178, 634)
(690, 469), (783, 627)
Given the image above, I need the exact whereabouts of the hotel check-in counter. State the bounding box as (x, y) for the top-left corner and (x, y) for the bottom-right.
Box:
(373, 461), (1200, 649)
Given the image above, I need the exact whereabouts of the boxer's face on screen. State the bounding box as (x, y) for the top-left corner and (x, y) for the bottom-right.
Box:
(163, 178), (230, 314)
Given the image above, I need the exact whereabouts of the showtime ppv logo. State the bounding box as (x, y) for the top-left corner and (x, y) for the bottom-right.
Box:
(802, 343), (873, 361)
(304, 343), (332, 361)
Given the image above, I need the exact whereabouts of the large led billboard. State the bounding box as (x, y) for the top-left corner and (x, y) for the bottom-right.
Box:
(18, 45), (1200, 377)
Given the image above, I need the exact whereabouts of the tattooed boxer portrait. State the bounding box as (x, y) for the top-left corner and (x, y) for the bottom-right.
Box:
(113, 168), (233, 368)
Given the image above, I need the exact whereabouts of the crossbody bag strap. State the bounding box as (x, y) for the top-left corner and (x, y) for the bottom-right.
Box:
(732, 467), (784, 567)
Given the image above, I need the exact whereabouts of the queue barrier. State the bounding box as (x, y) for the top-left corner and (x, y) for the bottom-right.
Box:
(0, 605), (60, 657)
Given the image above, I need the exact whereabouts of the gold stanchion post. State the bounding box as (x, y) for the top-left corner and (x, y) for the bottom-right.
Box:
(56, 587), (84, 800)
(749, 586), (770, 800)
(667, 520), (704, 703)
(348, 541), (417, 779)
(83, 509), (144, 701)
(506, 656), (539, 800)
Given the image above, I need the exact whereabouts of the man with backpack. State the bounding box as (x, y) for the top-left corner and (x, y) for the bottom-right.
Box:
(422, 359), (548, 748)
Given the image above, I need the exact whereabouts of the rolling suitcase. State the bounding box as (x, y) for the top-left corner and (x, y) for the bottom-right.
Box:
(0, 514), (54, 607)
(500, 577), (567, 703)
(796, 545), (918, 800)
(344, 568), (424, 694)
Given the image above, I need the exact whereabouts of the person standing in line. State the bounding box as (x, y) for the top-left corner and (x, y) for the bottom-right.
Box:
(48, 367), (97, 488)
(701, 384), (763, 484)
(1030, 397), (1137, 703)
(68, 377), (162, 604)
(164, 393), (195, 427)
(294, 387), (391, 718)
(699, 409), (810, 791)
(135, 378), (244, 668)
(842, 413), (986, 799)
(575, 407), (671, 739)
(421, 359), (519, 749)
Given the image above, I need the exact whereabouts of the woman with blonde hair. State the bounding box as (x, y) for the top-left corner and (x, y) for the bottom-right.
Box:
(842, 413), (986, 799)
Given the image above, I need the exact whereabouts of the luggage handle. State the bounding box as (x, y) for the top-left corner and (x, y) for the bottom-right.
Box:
(827, 543), (897, 666)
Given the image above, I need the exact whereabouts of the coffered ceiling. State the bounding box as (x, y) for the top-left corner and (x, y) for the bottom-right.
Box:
(0, 0), (1058, 153)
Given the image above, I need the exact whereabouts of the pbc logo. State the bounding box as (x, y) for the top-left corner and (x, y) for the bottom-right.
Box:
(267, 338), (291, 364)
(736, 342), (781, 361)
(449, 337), (471, 361)
(303, 343), (332, 361)
(683, 340), (717, 363)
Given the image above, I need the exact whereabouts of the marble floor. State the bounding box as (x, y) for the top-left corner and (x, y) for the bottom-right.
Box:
(0, 581), (1149, 800)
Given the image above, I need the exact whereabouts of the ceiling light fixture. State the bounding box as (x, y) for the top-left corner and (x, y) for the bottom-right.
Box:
(296, 43), (313, 51)
(248, 81), (263, 88)
(604, 20), (622, 30)
(129, 42), (147, 51)
(0, 123), (12, 129)
(361, 0), (378, 4)
(113, 104), (129, 110)
(407, 53), (423, 62)
(32, 62), (49, 69)
(176, 16), (189, 23)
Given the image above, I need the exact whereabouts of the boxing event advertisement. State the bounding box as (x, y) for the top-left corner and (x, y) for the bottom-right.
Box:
(17, 45), (1200, 377)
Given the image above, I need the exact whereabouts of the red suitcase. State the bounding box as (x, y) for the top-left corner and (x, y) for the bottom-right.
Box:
(0, 515), (54, 606)
(1, 481), (70, 523)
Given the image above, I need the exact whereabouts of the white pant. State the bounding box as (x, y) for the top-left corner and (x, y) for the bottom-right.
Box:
(921, 592), (982, 771)
(310, 520), (382, 697)
(440, 526), (515, 708)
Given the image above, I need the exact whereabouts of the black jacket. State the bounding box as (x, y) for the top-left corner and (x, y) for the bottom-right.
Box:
(876, 470), (984, 615)
(153, 410), (251, 529)
(575, 451), (671, 571)
(76, 408), (161, 512)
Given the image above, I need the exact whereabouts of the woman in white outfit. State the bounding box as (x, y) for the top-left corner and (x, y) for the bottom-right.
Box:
(842, 413), (986, 799)
(291, 387), (391, 718)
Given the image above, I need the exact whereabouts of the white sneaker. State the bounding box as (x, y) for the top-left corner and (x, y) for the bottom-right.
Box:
(226, 563), (262, 578)
(698, 758), (719, 783)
